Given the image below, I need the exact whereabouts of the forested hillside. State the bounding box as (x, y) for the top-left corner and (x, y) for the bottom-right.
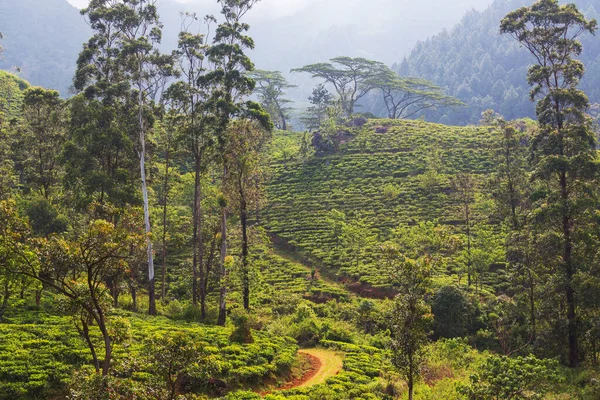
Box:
(0, 71), (29, 118)
(396, 0), (600, 124)
(0, 0), (89, 96)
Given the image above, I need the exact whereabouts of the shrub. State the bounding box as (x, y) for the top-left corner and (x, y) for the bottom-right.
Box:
(457, 355), (559, 400)
(382, 183), (401, 199)
(230, 311), (254, 344)
(182, 304), (203, 323)
(432, 285), (472, 339)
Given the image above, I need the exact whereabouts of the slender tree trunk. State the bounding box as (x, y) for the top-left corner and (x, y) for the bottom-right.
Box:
(110, 280), (119, 308)
(201, 231), (217, 320)
(217, 205), (228, 326)
(0, 279), (9, 322)
(241, 195), (250, 310)
(466, 204), (472, 287)
(218, 165), (228, 326)
(98, 312), (112, 376)
(408, 355), (414, 400)
(139, 81), (156, 316)
(528, 269), (536, 342)
(561, 169), (578, 367)
(279, 109), (287, 131)
(161, 135), (172, 302)
(191, 162), (201, 305)
(128, 256), (138, 312)
(35, 288), (42, 307)
(197, 161), (205, 307)
(78, 321), (100, 374)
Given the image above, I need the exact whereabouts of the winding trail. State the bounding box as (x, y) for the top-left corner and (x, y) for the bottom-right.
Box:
(296, 348), (343, 388)
(262, 348), (344, 396)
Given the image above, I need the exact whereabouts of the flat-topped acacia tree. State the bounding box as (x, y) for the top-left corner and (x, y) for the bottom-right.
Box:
(373, 66), (464, 120)
(293, 57), (387, 116)
(501, 0), (598, 367)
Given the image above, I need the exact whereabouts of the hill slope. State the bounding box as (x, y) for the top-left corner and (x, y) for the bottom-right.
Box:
(0, 70), (29, 119)
(264, 119), (501, 291)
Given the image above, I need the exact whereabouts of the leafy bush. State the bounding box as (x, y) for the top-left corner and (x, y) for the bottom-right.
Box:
(457, 355), (559, 400)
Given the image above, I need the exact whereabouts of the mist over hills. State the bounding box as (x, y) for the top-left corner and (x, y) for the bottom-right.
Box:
(3, 0), (598, 126)
(0, 0), (493, 99)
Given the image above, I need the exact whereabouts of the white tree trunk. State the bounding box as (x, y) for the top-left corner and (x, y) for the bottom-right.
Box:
(139, 80), (156, 315)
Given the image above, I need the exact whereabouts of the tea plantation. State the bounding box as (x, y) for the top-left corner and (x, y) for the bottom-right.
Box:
(263, 119), (499, 289)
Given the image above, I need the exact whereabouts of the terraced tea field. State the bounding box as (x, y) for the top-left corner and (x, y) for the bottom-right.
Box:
(264, 119), (500, 289)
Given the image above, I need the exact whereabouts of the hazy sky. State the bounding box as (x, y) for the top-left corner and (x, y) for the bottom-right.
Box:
(67, 0), (318, 18)
(67, 0), (494, 20)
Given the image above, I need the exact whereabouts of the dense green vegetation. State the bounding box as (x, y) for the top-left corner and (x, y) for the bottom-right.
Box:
(264, 119), (502, 290)
(2, 0), (600, 399)
(0, 70), (29, 118)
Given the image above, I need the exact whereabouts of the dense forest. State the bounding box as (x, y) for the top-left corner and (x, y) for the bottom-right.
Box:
(1, 0), (600, 399)
(395, 0), (600, 124)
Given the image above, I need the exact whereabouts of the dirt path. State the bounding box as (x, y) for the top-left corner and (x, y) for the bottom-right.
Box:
(262, 348), (343, 396)
(295, 348), (343, 388)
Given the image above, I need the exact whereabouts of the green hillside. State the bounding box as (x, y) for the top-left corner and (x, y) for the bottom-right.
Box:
(264, 119), (501, 290)
(0, 70), (29, 119)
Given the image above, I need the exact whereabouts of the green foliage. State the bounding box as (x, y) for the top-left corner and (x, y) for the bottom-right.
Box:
(0, 71), (29, 120)
(301, 84), (335, 131)
(24, 198), (68, 237)
(432, 285), (475, 339)
(458, 355), (559, 400)
(383, 244), (432, 398)
(248, 70), (295, 131)
(230, 310), (255, 344)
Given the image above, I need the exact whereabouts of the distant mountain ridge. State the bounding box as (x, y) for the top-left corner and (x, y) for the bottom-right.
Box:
(0, 0), (493, 99)
(0, 0), (90, 96)
(396, 0), (600, 125)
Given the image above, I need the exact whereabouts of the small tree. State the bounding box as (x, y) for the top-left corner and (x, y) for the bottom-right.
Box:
(223, 119), (272, 310)
(248, 70), (295, 130)
(13, 205), (140, 376)
(301, 84), (334, 131)
(143, 332), (218, 400)
(19, 87), (66, 199)
(293, 57), (387, 116)
(458, 355), (558, 400)
(340, 218), (377, 270)
(0, 200), (35, 322)
(382, 244), (431, 400)
(451, 172), (476, 286)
